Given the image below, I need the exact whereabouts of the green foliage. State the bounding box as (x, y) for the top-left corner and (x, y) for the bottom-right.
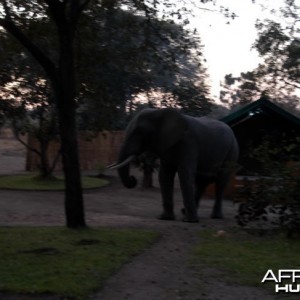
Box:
(0, 175), (109, 190)
(235, 136), (300, 236)
(77, 4), (210, 130)
(221, 1), (300, 106)
(137, 152), (159, 172)
(0, 227), (158, 299)
(246, 132), (300, 176)
(193, 229), (300, 288)
(0, 1), (211, 133)
(220, 72), (261, 106)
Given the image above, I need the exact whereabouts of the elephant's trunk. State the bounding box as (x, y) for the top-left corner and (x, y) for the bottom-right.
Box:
(107, 154), (137, 188)
(113, 143), (138, 188)
(118, 162), (137, 189)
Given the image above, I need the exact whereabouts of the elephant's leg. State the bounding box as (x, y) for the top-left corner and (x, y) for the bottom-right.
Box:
(178, 169), (199, 223)
(181, 183), (206, 216)
(211, 176), (227, 219)
(158, 163), (176, 220)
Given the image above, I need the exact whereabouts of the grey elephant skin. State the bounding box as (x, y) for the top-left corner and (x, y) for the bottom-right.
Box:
(112, 108), (239, 222)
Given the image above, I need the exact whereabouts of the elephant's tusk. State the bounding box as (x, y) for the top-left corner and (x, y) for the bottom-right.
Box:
(107, 155), (136, 169)
(106, 162), (117, 169)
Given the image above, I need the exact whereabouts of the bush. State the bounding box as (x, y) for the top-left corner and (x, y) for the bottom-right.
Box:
(235, 137), (300, 237)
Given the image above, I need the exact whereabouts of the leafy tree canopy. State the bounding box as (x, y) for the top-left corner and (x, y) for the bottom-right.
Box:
(220, 0), (300, 110)
(0, 0), (212, 133)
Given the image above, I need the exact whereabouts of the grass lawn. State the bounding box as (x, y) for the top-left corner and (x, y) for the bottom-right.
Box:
(0, 227), (159, 299)
(193, 229), (300, 294)
(0, 174), (109, 190)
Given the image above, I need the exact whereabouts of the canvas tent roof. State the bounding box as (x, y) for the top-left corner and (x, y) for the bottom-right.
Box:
(220, 97), (300, 128)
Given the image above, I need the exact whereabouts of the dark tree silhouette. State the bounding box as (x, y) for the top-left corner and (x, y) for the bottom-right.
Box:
(0, 0), (89, 228)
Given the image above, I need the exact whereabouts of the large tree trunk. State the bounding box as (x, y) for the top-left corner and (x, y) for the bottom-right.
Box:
(59, 108), (85, 228)
(55, 25), (86, 228)
(0, 0), (89, 228)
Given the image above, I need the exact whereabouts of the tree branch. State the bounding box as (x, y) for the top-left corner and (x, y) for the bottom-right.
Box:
(49, 146), (62, 174)
(12, 126), (42, 157)
(0, 17), (57, 83)
(44, 0), (91, 31)
(2, 0), (12, 19)
(284, 79), (300, 90)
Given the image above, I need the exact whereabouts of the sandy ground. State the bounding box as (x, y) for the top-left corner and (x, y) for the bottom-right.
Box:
(0, 137), (276, 300)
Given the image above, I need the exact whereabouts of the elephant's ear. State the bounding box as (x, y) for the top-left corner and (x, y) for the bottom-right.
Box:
(155, 108), (188, 154)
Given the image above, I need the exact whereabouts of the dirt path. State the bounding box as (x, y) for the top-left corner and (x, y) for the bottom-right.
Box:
(93, 221), (274, 300)
(0, 137), (274, 299)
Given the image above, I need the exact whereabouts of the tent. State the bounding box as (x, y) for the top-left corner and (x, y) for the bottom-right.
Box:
(221, 96), (300, 174)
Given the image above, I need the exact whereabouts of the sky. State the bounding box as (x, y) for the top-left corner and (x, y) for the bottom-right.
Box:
(188, 0), (286, 99)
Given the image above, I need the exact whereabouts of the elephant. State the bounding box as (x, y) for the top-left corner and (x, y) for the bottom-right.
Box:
(109, 108), (239, 222)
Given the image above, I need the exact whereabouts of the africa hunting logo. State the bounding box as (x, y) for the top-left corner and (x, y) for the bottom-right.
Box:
(262, 270), (300, 293)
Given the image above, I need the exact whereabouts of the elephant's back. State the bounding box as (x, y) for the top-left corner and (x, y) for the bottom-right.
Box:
(184, 116), (238, 173)
(186, 116), (236, 144)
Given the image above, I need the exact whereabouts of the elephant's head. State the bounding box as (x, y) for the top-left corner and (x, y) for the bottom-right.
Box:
(110, 108), (187, 188)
